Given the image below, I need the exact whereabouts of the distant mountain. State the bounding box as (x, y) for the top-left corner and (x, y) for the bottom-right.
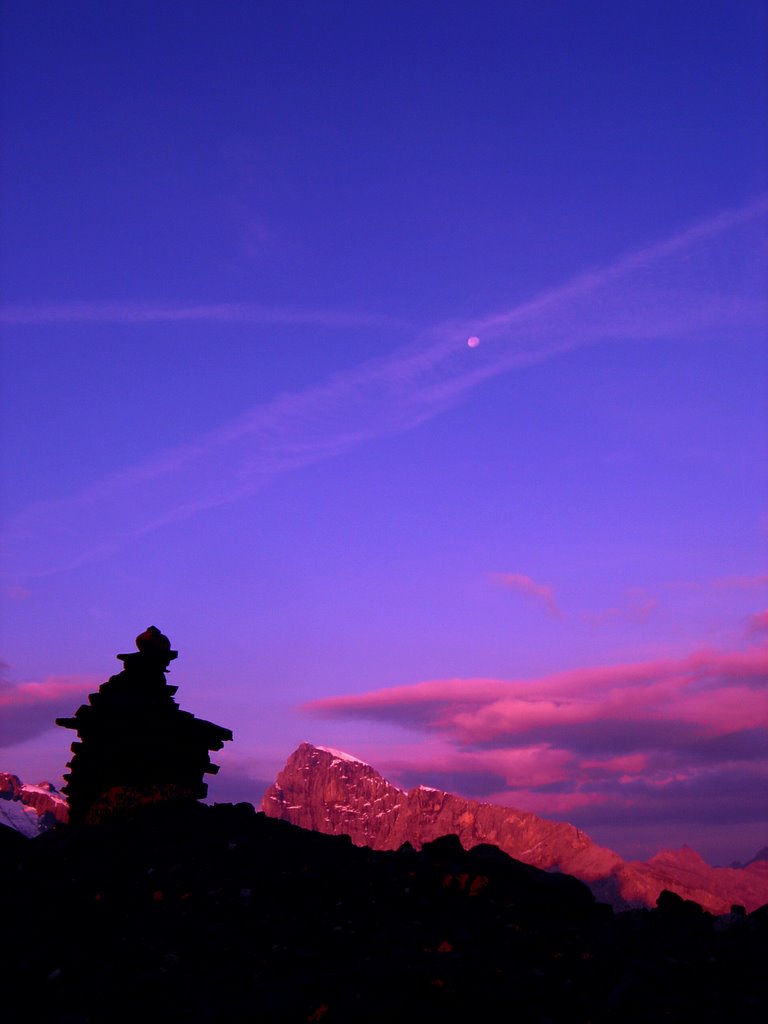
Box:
(731, 847), (768, 869)
(263, 743), (768, 914)
(0, 772), (68, 836)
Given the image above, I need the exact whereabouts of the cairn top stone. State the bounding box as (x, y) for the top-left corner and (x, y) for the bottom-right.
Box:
(117, 625), (178, 668)
(136, 625), (172, 652)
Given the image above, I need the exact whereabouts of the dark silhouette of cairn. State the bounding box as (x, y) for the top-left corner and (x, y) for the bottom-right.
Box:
(56, 627), (232, 824)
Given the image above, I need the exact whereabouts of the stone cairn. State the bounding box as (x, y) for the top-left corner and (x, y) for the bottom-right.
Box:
(57, 627), (233, 825)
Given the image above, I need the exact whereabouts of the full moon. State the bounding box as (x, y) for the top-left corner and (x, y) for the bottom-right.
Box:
(467, 336), (480, 348)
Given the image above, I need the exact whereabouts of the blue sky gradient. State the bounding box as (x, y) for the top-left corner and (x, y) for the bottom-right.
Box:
(1, 1), (766, 863)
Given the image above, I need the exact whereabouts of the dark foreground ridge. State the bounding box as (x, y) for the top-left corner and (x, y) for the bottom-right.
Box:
(2, 802), (766, 1024)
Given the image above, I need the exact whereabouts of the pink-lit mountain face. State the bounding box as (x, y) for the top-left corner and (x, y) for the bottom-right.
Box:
(262, 744), (768, 914)
(0, 772), (68, 836)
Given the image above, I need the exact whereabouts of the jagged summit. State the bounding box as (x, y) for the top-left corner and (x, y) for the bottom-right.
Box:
(263, 743), (768, 914)
(56, 628), (232, 824)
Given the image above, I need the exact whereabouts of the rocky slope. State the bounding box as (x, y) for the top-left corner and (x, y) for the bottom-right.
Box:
(0, 772), (68, 836)
(262, 743), (768, 914)
(3, 800), (766, 1023)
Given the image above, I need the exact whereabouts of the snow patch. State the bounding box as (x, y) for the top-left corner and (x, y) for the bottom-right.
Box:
(317, 746), (366, 765)
(520, 840), (545, 856)
(0, 801), (40, 838)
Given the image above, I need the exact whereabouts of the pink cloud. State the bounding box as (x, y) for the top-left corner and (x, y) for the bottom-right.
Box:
(490, 576), (662, 627)
(308, 646), (768, 741)
(382, 743), (575, 795)
(668, 573), (768, 593)
(580, 752), (650, 778)
(304, 643), (768, 833)
(489, 572), (561, 616)
(0, 675), (95, 747)
(748, 609), (768, 635)
(584, 591), (658, 626)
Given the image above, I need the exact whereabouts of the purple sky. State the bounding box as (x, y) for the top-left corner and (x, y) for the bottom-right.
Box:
(1, 1), (767, 866)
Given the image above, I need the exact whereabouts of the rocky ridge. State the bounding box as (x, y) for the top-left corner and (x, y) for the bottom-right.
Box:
(0, 771), (68, 836)
(2, 800), (766, 1023)
(262, 743), (768, 914)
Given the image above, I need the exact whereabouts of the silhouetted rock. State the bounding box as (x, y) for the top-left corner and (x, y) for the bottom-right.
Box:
(4, 802), (766, 1023)
(657, 887), (707, 917)
(263, 743), (768, 913)
(56, 628), (232, 824)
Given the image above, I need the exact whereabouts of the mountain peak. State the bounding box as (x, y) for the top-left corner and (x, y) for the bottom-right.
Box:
(648, 846), (710, 869)
(314, 745), (368, 765)
(264, 743), (768, 914)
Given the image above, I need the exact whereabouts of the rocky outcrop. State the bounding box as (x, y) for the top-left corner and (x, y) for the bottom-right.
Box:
(0, 772), (68, 835)
(263, 743), (768, 914)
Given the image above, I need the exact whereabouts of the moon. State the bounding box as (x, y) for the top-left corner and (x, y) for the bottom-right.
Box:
(467, 336), (480, 348)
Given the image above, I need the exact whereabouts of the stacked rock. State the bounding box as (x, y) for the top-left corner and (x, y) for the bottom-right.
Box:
(57, 627), (232, 824)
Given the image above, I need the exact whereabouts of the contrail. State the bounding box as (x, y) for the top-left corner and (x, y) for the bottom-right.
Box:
(0, 301), (404, 330)
(2, 196), (766, 578)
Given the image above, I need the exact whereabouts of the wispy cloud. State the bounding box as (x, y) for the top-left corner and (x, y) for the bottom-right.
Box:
(303, 642), (768, 829)
(582, 593), (658, 627)
(748, 609), (768, 635)
(489, 575), (658, 626)
(489, 572), (561, 616)
(676, 574), (768, 592)
(2, 196), (766, 578)
(0, 301), (403, 329)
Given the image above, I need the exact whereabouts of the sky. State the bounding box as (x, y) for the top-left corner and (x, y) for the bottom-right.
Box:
(1, 0), (767, 866)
